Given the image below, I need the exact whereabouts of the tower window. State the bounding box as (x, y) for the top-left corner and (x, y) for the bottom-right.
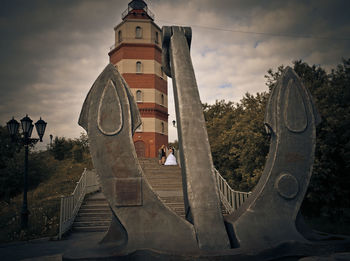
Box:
(136, 61), (142, 73)
(135, 26), (142, 38)
(155, 31), (159, 43)
(118, 30), (122, 43)
(136, 90), (142, 102)
(161, 122), (165, 134)
(161, 94), (164, 105)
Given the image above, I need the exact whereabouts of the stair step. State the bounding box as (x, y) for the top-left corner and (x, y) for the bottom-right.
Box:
(73, 221), (111, 227)
(72, 226), (108, 232)
(143, 168), (181, 171)
(77, 211), (112, 218)
(150, 187), (182, 190)
(83, 199), (108, 203)
(74, 215), (112, 222)
(79, 208), (111, 214)
(80, 205), (110, 210)
(146, 178), (181, 180)
(144, 172), (181, 175)
(85, 196), (108, 201)
(86, 202), (108, 206)
(148, 183), (182, 186)
(149, 183), (182, 185)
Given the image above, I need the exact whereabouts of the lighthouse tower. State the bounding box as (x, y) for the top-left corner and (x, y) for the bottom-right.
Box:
(109, 0), (168, 158)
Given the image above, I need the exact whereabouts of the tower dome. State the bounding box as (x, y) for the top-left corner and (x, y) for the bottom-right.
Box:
(129, 0), (147, 10)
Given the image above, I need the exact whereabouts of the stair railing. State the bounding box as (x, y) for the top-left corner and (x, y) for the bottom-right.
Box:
(214, 169), (251, 214)
(58, 165), (249, 238)
(58, 168), (100, 239)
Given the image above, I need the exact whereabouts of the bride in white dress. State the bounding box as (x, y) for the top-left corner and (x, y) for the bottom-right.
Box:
(164, 147), (177, 165)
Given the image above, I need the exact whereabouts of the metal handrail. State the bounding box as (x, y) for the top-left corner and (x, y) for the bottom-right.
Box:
(214, 169), (251, 214)
(58, 166), (248, 238)
(58, 169), (100, 239)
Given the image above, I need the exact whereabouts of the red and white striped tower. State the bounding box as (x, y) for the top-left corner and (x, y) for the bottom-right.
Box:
(109, 0), (168, 158)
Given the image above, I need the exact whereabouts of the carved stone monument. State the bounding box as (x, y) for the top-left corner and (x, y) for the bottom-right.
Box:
(78, 64), (198, 253)
(63, 26), (350, 261)
(225, 66), (322, 250)
(162, 26), (230, 251)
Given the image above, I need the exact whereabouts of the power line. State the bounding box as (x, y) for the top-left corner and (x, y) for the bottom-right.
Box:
(157, 19), (350, 41)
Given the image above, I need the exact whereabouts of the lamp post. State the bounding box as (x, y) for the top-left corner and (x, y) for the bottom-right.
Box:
(7, 115), (47, 229)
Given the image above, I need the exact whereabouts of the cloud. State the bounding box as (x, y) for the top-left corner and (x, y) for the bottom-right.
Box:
(0, 0), (349, 146)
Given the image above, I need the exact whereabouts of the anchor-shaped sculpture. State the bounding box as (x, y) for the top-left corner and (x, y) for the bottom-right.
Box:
(67, 26), (350, 260)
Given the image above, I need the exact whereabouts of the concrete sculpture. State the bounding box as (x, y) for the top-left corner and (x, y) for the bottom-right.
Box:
(64, 25), (350, 260)
(225, 67), (322, 250)
(162, 26), (231, 250)
(77, 64), (198, 254)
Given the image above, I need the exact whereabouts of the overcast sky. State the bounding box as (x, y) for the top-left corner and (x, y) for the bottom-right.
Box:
(1, 0), (349, 147)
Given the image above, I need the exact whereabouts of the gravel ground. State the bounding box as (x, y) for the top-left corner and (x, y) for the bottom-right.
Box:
(0, 232), (105, 261)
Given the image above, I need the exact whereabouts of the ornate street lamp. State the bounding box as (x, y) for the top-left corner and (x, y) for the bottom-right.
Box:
(28, 124), (34, 139)
(6, 115), (47, 229)
(35, 118), (47, 142)
(7, 117), (20, 140)
(20, 115), (33, 138)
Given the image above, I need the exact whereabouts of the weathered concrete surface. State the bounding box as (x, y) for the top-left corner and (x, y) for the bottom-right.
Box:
(63, 235), (350, 261)
(298, 252), (350, 261)
(225, 67), (322, 250)
(2, 231), (349, 261)
(162, 26), (230, 251)
(1, 229), (349, 261)
(73, 64), (198, 256)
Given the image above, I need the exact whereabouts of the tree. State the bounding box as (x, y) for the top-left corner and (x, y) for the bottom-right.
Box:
(168, 140), (179, 150)
(0, 126), (22, 169)
(50, 137), (74, 161)
(72, 133), (90, 163)
(204, 93), (270, 191)
(0, 126), (53, 201)
(50, 133), (91, 163)
(0, 126), (24, 200)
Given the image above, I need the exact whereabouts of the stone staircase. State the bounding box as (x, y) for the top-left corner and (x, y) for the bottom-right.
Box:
(139, 157), (186, 218)
(72, 192), (112, 232)
(72, 157), (226, 232)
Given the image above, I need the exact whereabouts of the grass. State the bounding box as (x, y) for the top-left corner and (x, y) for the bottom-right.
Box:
(0, 153), (93, 243)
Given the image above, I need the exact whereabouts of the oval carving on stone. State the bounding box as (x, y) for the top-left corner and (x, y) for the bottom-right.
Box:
(97, 79), (123, 135)
(275, 172), (299, 199)
(284, 79), (308, 133)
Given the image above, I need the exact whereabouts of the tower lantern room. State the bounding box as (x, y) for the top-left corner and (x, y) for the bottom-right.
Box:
(122, 0), (154, 20)
(108, 0), (168, 158)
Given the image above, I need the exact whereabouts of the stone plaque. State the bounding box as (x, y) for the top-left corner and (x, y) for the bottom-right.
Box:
(115, 177), (142, 206)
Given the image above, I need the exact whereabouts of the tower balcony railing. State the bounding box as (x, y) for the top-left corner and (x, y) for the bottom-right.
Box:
(109, 36), (161, 51)
(122, 5), (155, 20)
